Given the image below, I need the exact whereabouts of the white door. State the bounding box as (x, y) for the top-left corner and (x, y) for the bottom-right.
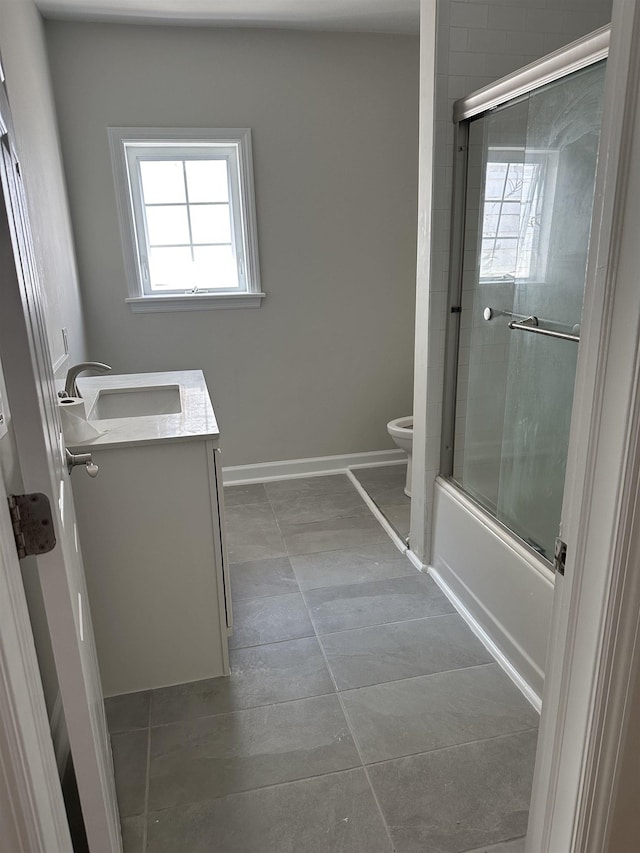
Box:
(0, 418), (73, 852)
(0, 81), (121, 851)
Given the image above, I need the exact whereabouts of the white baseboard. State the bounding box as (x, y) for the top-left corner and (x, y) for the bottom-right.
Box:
(428, 565), (542, 713)
(223, 449), (405, 485)
(406, 548), (427, 573)
(345, 470), (408, 554)
(49, 691), (69, 774)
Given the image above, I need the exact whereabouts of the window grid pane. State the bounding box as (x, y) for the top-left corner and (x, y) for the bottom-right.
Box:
(139, 160), (186, 204)
(142, 157), (237, 292)
(480, 158), (542, 281)
(185, 159), (229, 203)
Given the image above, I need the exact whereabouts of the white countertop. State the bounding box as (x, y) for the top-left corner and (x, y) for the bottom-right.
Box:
(68, 370), (219, 450)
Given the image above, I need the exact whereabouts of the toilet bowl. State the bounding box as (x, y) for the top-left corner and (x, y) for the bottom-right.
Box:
(387, 416), (413, 497)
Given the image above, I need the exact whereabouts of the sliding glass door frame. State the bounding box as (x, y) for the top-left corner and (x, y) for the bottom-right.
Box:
(439, 26), (610, 566)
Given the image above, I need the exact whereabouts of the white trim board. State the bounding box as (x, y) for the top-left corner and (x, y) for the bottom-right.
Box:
(406, 548), (427, 573)
(527, 6), (640, 849)
(222, 449), (405, 485)
(345, 469), (408, 554)
(429, 564), (542, 714)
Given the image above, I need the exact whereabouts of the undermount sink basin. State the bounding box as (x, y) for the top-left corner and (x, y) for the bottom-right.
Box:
(89, 385), (182, 419)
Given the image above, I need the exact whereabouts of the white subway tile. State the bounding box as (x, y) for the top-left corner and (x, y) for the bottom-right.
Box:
(437, 0), (452, 29)
(560, 9), (610, 35)
(450, 26), (469, 52)
(449, 50), (488, 77)
(487, 5), (527, 30)
(467, 75), (497, 90)
(553, 0), (609, 11)
(426, 434), (443, 463)
(448, 73), (469, 100)
(525, 7), (565, 32)
(467, 27), (508, 54)
(503, 30), (546, 57)
(428, 329), (446, 365)
(427, 406), (444, 441)
(484, 53), (523, 78)
(429, 288), (448, 321)
(543, 31), (574, 53)
(451, 2), (489, 29)
(437, 42), (450, 74)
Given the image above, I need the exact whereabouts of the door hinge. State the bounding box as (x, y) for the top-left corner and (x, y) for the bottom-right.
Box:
(554, 537), (567, 576)
(8, 493), (56, 560)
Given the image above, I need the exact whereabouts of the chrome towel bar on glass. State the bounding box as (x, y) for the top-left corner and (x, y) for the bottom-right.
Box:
(483, 306), (580, 343)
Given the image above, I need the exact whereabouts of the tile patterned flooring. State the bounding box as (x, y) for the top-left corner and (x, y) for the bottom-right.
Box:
(106, 471), (537, 853)
(350, 463), (412, 541)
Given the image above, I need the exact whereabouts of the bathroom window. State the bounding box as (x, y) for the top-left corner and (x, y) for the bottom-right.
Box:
(479, 147), (556, 283)
(109, 128), (263, 312)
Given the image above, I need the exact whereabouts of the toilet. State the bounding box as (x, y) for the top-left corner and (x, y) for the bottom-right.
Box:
(387, 416), (413, 497)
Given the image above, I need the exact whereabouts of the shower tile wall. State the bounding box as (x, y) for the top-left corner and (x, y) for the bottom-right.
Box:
(422, 0), (613, 559)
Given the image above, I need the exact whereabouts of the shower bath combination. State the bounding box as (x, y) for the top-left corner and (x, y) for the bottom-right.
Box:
(432, 28), (609, 704)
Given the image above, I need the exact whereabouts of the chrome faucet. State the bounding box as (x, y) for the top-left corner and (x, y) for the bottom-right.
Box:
(63, 361), (112, 398)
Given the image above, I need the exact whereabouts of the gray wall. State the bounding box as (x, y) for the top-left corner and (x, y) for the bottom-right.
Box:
(0, 0), (86, 373)
(45, 23), (420, 466)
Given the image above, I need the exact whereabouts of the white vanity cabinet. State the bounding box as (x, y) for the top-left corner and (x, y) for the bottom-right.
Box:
(69, 371), (232, 697)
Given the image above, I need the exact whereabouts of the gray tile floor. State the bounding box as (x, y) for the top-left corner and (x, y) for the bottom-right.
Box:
(106, 473), (537, 853)
(351, 464), (412, 541)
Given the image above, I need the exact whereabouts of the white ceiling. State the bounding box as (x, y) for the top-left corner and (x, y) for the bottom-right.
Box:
(35, 0), (420, 34)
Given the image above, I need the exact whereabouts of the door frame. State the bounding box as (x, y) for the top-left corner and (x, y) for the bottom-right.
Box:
(527, 0), (640, 848)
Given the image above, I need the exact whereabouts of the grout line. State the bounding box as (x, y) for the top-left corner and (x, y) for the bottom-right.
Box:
(321, 659), (503, 695)
(336, 693), (398, 852)
(149, 691), (344, 731)
(363, 724), (540, 770)
(308, 589), (397, 851)
(142, 717), (151, 853)
(229, 629), (316, 652)
(264, 481), (291, 558)
(460, 835), (527, 853)
(314, 608), (463, 639)
(336, 660), (500, 696)
(233, 588), (305, 604)
(148, 686), (339, 730)
(145, 661), (511, 732)
(297, 561), (397, 851)
(298, 570), (444, 603)
(363, 726), (540, 770)
(259, 472), (395, 560)
(140, 472), (536, 849)
(129, 660), (505, 735)
(346, 469), (408, 553)
(294, 570), (418, 594)
(306, 607), (458, 639)
(143, 765), (376, 819)
(224, 498), (272, 511)
(232, 587), (302, 603)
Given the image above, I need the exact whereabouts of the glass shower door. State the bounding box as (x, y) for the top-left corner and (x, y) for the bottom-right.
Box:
(452, 60), (606, 560)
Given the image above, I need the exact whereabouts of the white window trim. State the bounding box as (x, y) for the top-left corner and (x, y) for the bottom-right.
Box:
(108, 126), (265, 311)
